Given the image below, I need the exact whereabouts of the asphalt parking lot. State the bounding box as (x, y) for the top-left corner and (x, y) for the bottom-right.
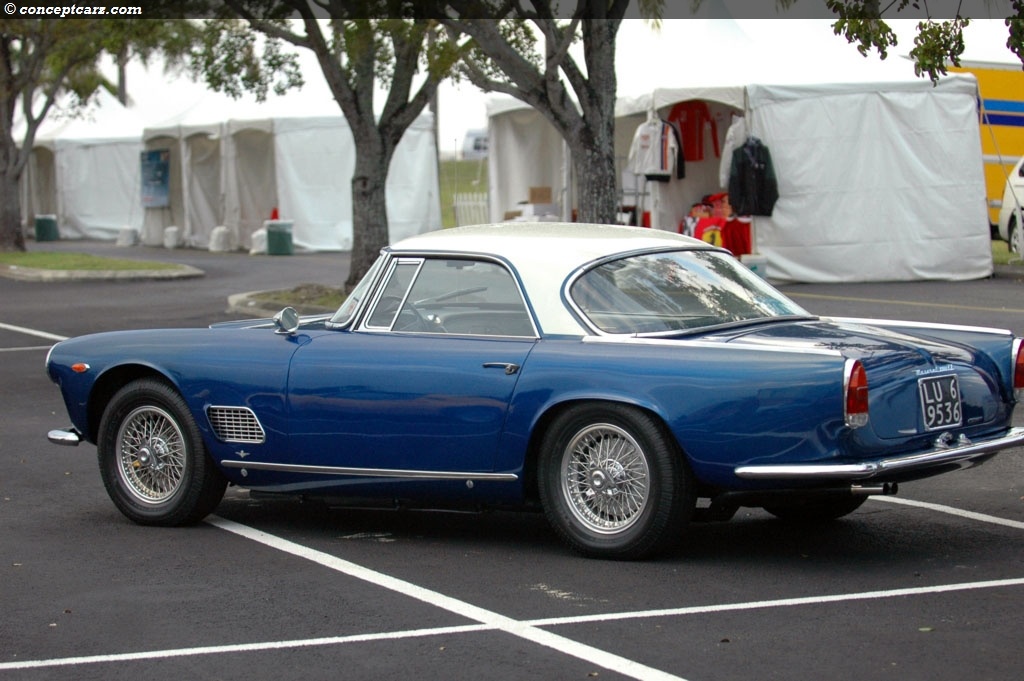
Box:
(2, 240), (1023, 681)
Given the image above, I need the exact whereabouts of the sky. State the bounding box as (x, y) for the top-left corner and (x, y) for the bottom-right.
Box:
(434, 18), (1021, 155)
(91, 18), (1021, 157)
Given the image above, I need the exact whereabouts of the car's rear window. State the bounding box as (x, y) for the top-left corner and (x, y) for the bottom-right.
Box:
(569, 250), (808, 335)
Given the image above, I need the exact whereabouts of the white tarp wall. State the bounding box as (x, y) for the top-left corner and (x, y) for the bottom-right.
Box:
(273, 112), (441, 251)
(487, 19), (992, 283)
(144, 89), (441, 251)
(22, 89), (145, 239)
(745, 76), (990, 282)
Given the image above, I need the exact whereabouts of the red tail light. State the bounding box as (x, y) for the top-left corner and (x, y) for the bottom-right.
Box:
(1014, 338), (1024, 399)
(845, 359), (869, 428)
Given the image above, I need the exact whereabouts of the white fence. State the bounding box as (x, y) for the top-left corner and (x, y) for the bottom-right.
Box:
(453, 192), (489, 226)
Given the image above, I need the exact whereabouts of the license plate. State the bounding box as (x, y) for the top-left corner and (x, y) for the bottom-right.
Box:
(918, 374), (962, 431)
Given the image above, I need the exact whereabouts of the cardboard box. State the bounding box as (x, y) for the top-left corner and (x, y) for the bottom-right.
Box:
(529, 186), (552, 204)
(517, 203), (559, 218)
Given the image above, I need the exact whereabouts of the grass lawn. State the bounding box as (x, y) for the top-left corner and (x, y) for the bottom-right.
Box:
(439, 158), (488, 228)
(0, 251), (181, 271)
(991, 239), (1023, 266)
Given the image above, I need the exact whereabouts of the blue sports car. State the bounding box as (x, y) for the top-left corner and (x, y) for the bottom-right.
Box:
(46, 223), (1024, 559)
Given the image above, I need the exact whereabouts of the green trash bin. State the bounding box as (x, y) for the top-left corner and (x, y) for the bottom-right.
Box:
(265, 220), (293, 256)
(35, 215), (59, 242)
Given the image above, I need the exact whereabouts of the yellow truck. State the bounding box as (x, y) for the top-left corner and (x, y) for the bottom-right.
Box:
(950, 61), (1024, 242)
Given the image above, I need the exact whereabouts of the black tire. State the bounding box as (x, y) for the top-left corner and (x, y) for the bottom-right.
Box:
(537, 403), (694, 560)
(1010, 216), (1022, 255)
(763, 495), (867, 523)
(97, 378), (226, 526)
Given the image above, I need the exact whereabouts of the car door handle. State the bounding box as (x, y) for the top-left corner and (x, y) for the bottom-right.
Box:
(483, 362), (520, 375)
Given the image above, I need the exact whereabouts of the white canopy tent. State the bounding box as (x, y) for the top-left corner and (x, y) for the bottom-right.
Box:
(487, 20), (992, 283)
(21, 53), (441, 251)
(22, 88), (145, 240)
(140, 60), (441, 251)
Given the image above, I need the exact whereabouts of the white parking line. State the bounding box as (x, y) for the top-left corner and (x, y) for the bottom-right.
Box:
(4, 514), (1023, 675)
(871, 495), (1024, 530)
(0, 346), (54, 352)
(0, 321), (67, 342)
(208, 516), (689, 681)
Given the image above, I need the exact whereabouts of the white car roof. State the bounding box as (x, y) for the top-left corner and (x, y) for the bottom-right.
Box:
(390, 222), (712, 336)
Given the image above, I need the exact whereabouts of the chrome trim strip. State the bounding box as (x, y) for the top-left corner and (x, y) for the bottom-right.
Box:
(581, 334), (843, 356)
(734, 427), (1024, 480)
(47, 428), (82, 446)
(828, 317), (1014, 337)
(220, 459), (518, 481)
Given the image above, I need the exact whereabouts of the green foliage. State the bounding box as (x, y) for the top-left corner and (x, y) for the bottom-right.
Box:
(1007, 1), (1024, 65)
(194, 20), (303, 101)
(908, 17), (969, 82)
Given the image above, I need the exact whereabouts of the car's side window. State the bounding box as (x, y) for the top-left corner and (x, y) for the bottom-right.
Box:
(364, 257), (535, 337)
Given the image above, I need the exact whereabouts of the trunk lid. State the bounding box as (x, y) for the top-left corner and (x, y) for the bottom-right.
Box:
(717, 319), (1006, 441)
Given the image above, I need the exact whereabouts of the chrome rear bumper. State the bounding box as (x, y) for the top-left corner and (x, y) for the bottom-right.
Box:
(47, 428), (82, 446)
(735, 427), (1024, 480)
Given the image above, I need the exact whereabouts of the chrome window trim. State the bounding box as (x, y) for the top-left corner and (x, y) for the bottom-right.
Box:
(357, 252), (540, 339)
(361, 258), (424, 331)
(563, 246), (805, 338)
(220, 459), (518, 481)
(326, 251), (387, 329)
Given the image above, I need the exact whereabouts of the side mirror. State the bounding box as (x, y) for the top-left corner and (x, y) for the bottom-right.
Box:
(273, 307), (300, 335)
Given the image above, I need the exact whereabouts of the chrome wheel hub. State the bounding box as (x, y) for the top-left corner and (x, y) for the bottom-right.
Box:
(561, 423), (650, 535)
(116, 406), (186, 504)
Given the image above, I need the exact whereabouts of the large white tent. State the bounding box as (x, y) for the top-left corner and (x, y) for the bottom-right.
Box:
(22, 88), (146, 240)
(21, 53), (441, 251)
(487, 20), (992, 283)
(140, 59), (441, 251)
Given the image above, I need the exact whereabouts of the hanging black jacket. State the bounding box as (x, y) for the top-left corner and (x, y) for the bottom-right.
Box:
(728, 137), (779, 216)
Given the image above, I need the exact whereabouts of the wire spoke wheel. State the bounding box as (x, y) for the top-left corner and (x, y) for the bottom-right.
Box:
(116, 405), (187, 504)
(98, 378), (226, 526)
(539, 403), (694, 560)
(561, 423), (650, 534)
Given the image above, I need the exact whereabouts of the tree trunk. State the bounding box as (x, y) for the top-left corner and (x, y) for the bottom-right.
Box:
(571, 132), (618, 224)
(347, 132), (391, 291)
(573, 18), (619, 225)
(0, 138), (25, 252)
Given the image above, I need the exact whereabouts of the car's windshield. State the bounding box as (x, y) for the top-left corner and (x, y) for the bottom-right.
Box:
(569, 249), (809, 335)
(329, 254), (386, 326)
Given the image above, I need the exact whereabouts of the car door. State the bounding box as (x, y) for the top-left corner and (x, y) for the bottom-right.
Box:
(285, 256), (538, 476)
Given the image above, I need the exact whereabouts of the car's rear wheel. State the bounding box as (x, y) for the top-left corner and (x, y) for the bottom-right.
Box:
(763, 495), (866, 522)
(538, 403), (694, 560)
(97, 378), (226, 526)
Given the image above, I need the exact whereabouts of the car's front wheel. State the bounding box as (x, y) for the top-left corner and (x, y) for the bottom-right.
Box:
(97, 378), (226, 526)
(538, 403), (694, 560)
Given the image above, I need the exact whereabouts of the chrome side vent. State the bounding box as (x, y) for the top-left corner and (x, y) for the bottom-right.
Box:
(207, 406), (266, 444)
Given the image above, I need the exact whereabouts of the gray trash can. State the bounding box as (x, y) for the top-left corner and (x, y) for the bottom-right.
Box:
(35, 215), (59, 241)
(265, 220), (293, 256)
